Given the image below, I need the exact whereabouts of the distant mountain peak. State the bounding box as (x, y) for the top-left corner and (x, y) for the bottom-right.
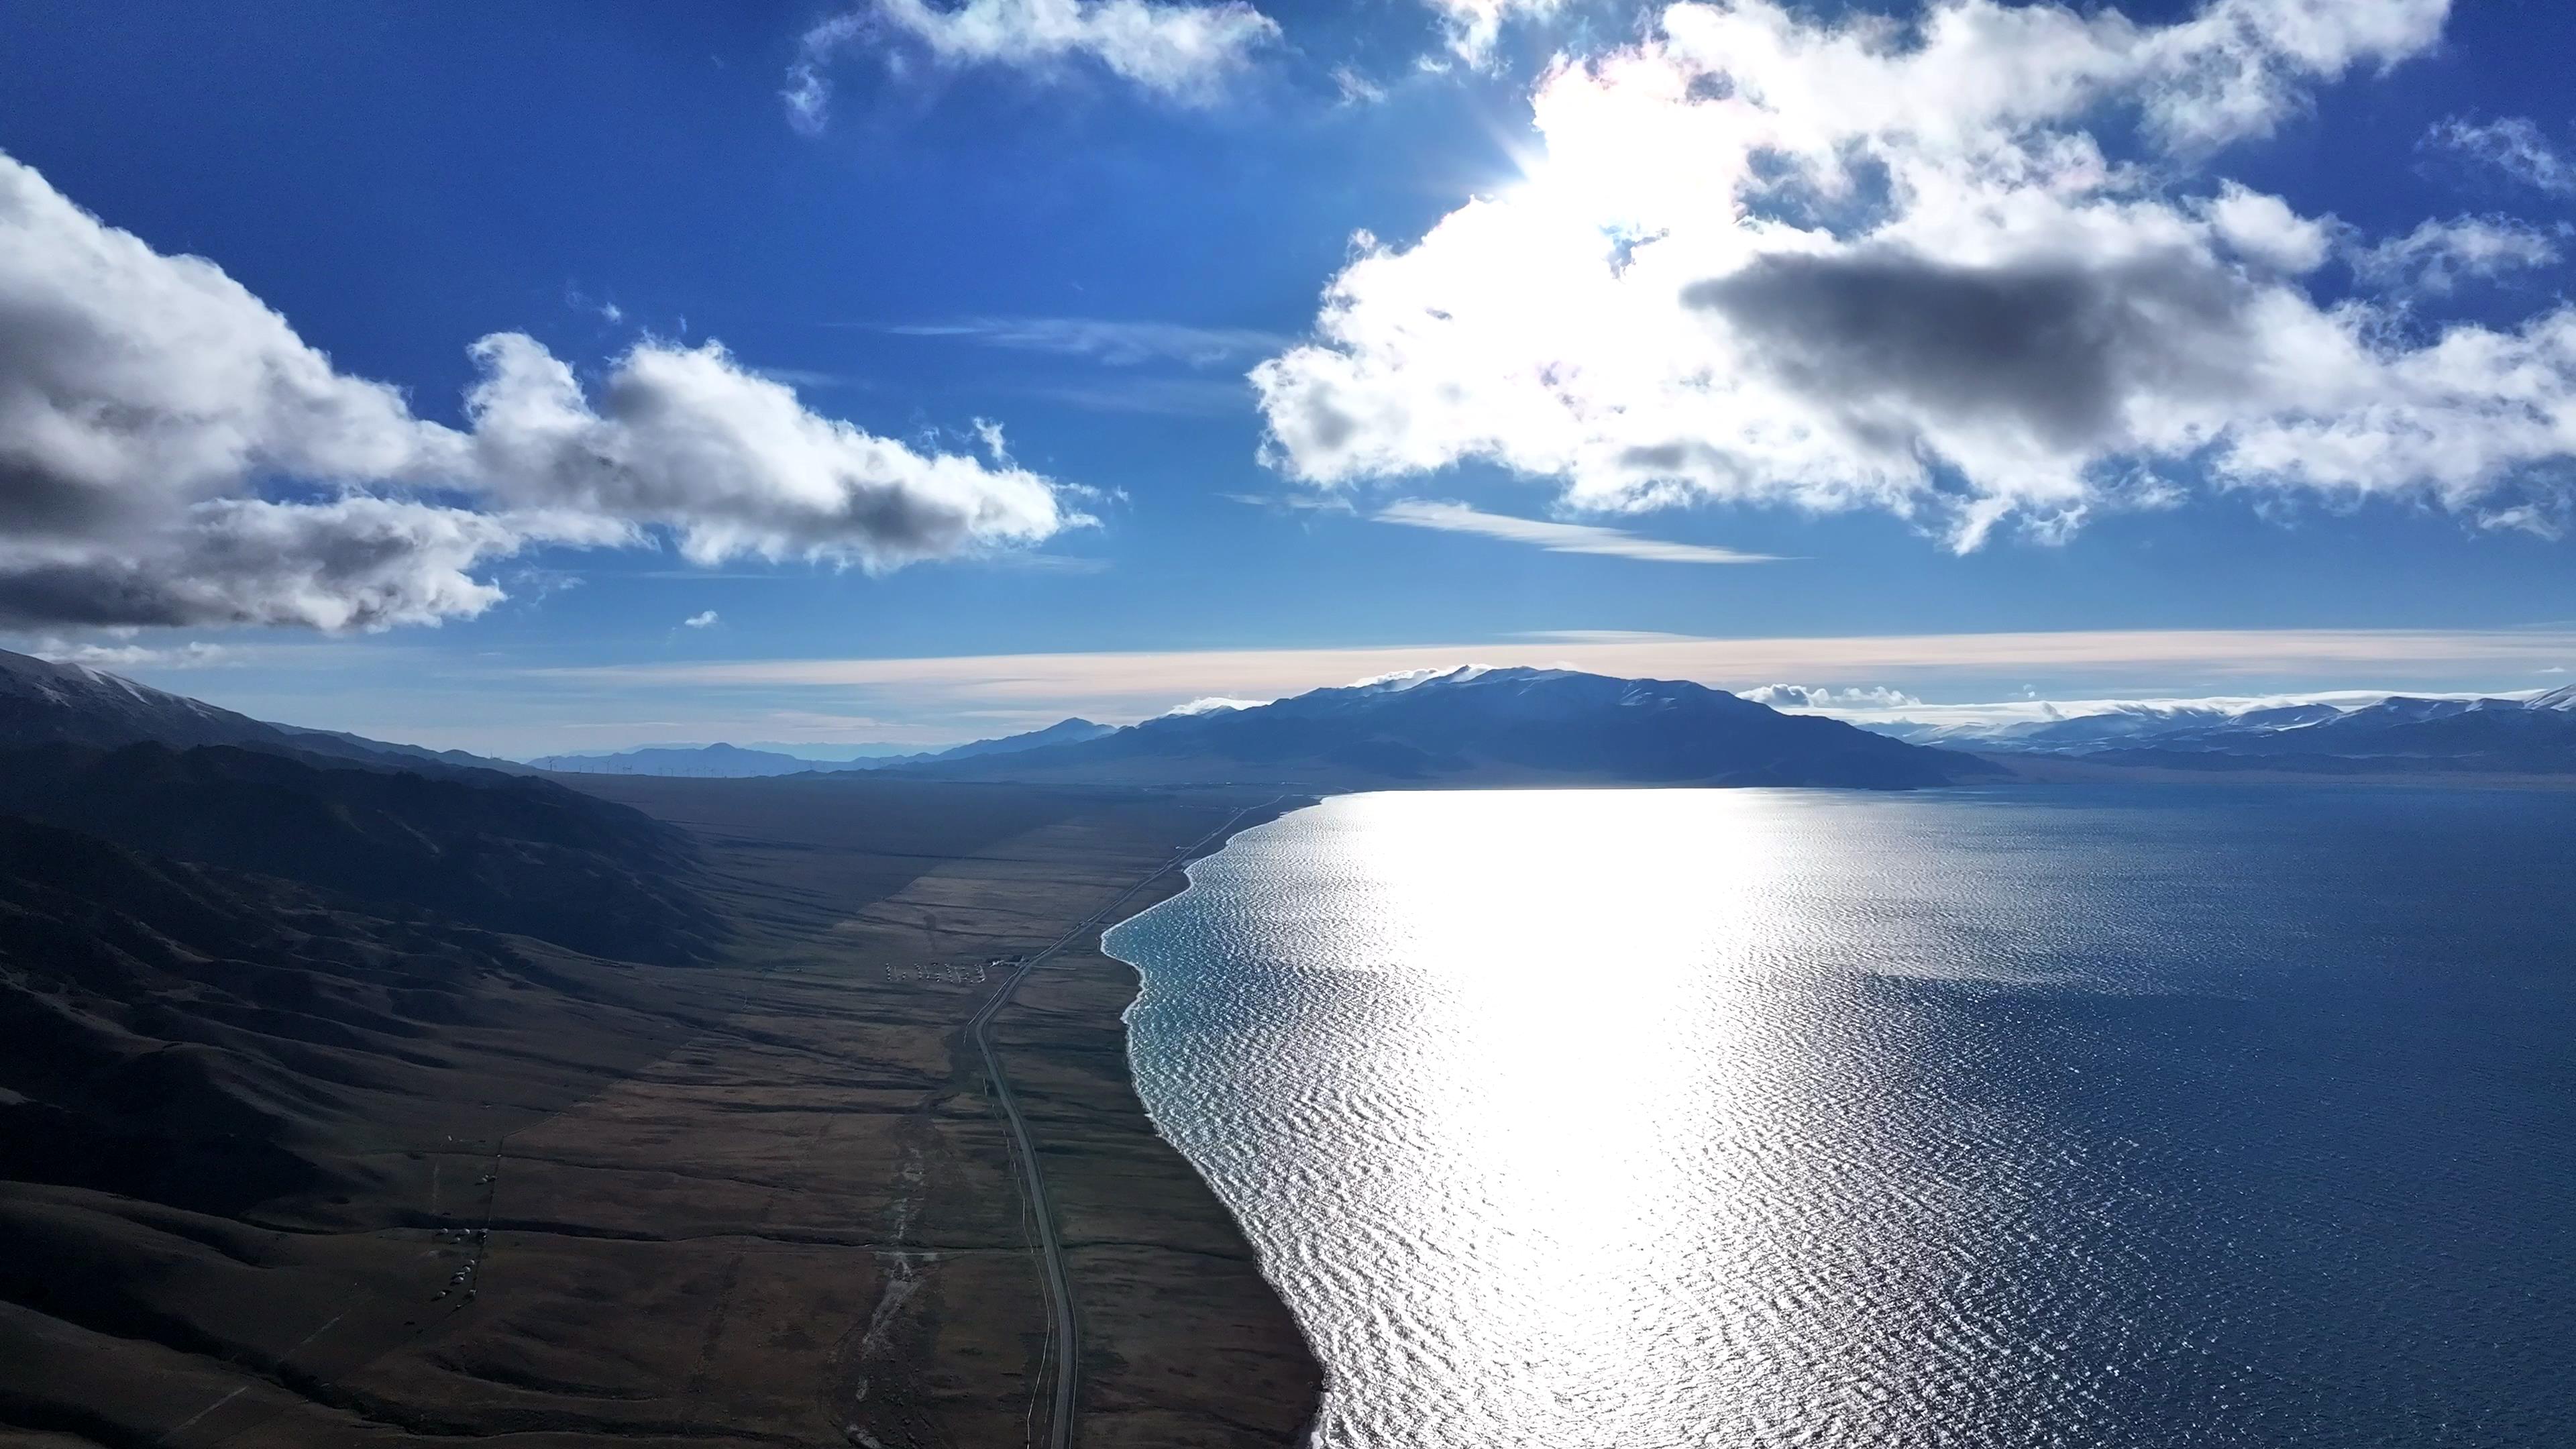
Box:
(906, 665), (1982, 790)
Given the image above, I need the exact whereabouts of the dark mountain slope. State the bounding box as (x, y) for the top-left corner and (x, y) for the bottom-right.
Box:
(905, 667), (1992, 790)
(0, 743), (720, 964)
(0, 816), (555, 1214)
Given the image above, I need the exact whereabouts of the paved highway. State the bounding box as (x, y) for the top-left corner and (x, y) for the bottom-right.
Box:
(965, 798), (1281, 1449)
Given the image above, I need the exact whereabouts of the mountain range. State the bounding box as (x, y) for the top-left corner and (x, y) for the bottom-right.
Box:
(525, 718), (1117, 777)
(1872, 686), (2576, 773)
(896, 667), (1994, 790)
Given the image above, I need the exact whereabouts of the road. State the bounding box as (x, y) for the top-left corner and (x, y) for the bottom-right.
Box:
(963, 798), (1279, 1449)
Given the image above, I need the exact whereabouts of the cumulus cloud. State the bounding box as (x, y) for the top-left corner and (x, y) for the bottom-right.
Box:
(2426, 116), (2576, 198)
(683, 610), (720, 629)
(1376, 499), (1777, 562)
(2347, 216), (2563, 295)
(786, 0), (1277, 125)
(0, 150), (1072, 631)
(463, 334), (1067, 571)
(1253, 0), (2576, 549)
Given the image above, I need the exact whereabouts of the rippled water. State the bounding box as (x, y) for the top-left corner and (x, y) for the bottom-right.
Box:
(1104, 786), (2576, 1448)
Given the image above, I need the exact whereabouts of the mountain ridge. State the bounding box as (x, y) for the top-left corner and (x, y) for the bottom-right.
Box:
(1874, 686), (2576, 773)
(0, 647), (528, 776)
(528, 718), (1116, 777)
(899, 667), (1994, 790)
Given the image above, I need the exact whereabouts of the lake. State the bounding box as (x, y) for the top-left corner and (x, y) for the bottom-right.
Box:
(1104, 785), (2576, 1448)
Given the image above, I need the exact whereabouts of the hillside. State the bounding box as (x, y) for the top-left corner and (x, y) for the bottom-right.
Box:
(0, 647), (525, 775)
(0, 743), (722, 965)
(0, 816), (570, 1215)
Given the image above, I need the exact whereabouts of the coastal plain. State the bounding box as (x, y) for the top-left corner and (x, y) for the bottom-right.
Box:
(0, 772), (1320, 1449)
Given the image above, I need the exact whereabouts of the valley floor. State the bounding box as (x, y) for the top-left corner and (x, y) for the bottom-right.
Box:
(0, 774), (1319, 1449)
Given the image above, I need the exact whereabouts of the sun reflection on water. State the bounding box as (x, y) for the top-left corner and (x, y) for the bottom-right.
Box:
(1106, 786), (2576, 1447)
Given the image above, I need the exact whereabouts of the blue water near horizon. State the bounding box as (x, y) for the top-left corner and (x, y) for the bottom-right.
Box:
(1105, 784), (2576, 1448)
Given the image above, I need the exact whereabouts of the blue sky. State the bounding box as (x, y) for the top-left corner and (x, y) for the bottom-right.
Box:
(2, 0), (2573, 754)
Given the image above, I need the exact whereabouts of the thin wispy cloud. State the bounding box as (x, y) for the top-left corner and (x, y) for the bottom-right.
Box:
(1376, 500), (1779, 565)
(21, 639), (239, 669)
(878, 316), (1293, 368)
(2425, 115), (2576, 197)
(529, 628), (2576, 726)
(1023, 378), (1256, 416)
(1224, 491), (1356, 514)
(2348, 216), (2565, 296)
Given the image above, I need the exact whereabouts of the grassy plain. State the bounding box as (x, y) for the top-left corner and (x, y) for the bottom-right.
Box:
(0, 773), (1319, 1448)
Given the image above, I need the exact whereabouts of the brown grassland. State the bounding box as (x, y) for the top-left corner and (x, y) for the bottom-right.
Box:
(0, 773), (1320, 1448)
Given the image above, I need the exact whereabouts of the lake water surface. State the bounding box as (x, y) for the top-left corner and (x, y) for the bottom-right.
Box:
(1104, 786), (2576, 1448)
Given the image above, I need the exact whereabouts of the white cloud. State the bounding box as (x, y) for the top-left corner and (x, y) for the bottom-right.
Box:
(0, 151), (455, 535)
(1250, 0), (2576, 551)
(786, 0), (1277, 125)
(20, 639), (237, 669)
(2348, 216), (2562, 295)
(1375, 498), (1778, 563)
(1161, 694), (1265, 715)
(2202, 181), (2334, 272)
(0, 149), (1073, 630)
(1427, 0), (1563, 67)
(464, 333), (1070, 572)
(683, 609), (720, 629)
(1330, 65), (1388, 106)
(1743, 684), (1925, 709)
(2426, 115), (2576, 197)
(784, 13), (865, 135)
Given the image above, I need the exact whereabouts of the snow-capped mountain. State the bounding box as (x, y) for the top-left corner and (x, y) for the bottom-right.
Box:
(0, 647), (523, 773)
(1867, 686), (2576, 773)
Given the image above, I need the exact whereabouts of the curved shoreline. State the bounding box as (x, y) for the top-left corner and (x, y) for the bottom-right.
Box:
(1095, 796), (1330, 1442)
(1089, 794), (1327, 1444)
(965, 787), (1324, 1448)
(974, 796), (1307, 1449)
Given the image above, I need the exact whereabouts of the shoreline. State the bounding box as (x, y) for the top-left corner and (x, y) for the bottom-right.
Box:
(970, 793), (1313, 1449)
(1089, 795), (1326, 1446)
